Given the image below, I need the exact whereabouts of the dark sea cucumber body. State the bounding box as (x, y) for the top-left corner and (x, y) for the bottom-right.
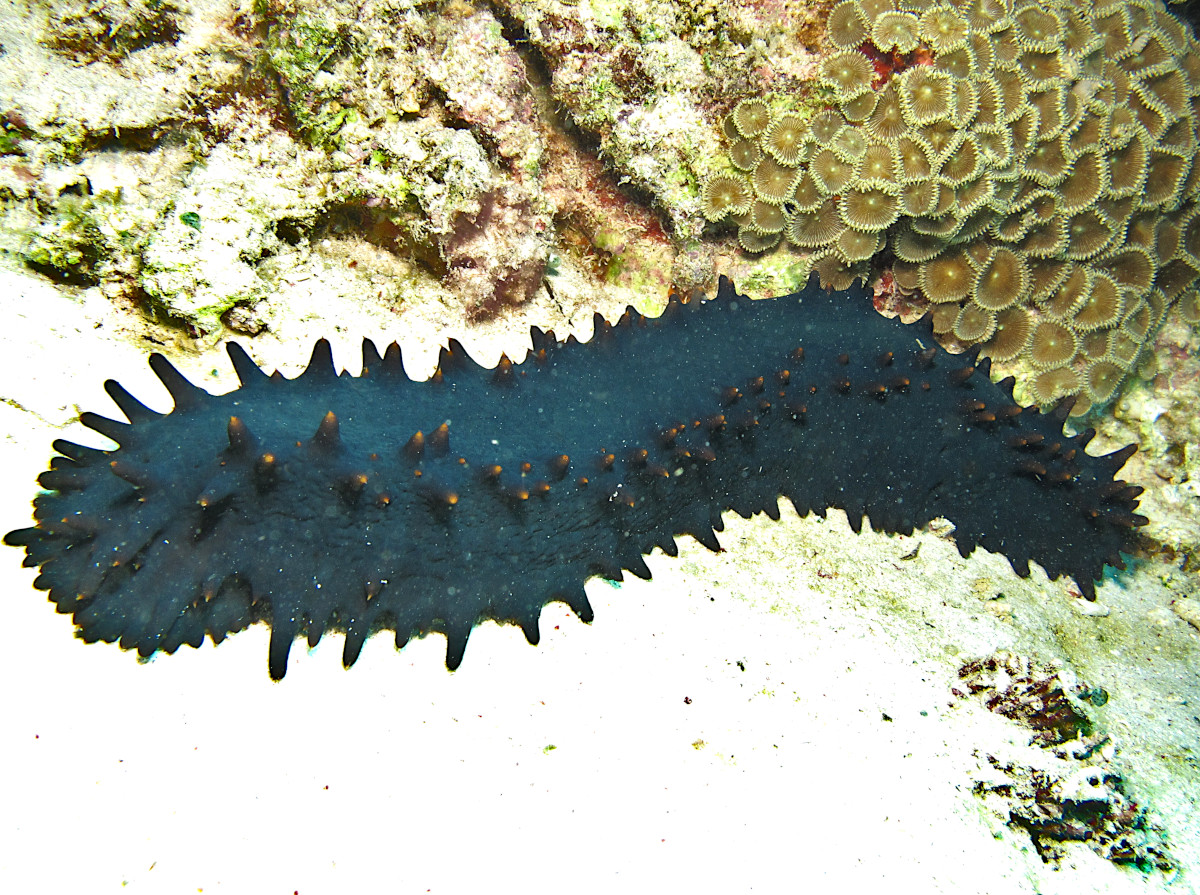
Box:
(5, 277), (1145, 678)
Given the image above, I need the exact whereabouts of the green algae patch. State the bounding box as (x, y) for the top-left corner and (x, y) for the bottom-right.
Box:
(264, 14), (357, 148)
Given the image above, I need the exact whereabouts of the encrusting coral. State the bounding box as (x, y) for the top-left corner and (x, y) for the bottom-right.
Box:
(701, 0), (1200, 414)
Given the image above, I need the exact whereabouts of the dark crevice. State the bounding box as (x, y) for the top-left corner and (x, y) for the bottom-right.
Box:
(23, 258), (99, 288)
(314, 202), (446, 276)
(274, 218), (306, 246)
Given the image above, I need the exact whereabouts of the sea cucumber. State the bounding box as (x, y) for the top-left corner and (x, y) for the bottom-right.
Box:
(4, 277), (1147, 679)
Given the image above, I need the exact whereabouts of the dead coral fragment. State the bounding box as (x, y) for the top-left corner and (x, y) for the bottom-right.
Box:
(956, 652), (1175, 873)
(957, 652), (1092, 748)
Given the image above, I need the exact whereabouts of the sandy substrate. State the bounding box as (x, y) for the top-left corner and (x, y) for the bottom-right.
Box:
(1, 263), (1197, 893)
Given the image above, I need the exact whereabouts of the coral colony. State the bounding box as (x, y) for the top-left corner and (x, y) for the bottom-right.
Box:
(702, 0), (1200, 414)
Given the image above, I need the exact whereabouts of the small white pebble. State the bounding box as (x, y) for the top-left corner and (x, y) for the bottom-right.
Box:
(1072, 598), (1111, 618)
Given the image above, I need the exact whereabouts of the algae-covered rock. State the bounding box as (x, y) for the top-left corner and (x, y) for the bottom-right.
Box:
(35, 0), (189, 64)
(496, 0), (823, 242)
(139, 134), (323, 333)
(0, 0), (836, 329)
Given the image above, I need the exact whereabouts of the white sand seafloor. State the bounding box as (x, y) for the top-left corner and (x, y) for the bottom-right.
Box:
(1, 261), (1198, 894)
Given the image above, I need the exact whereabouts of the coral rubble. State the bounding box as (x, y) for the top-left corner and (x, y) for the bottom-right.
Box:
(703, 0), (1200, 414)
(956, 652), (1175, 872)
